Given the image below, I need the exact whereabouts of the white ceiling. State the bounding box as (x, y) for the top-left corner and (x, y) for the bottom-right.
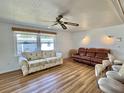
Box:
(0, 0), (123, 31)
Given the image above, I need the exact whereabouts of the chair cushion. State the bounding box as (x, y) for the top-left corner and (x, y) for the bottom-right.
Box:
(112, 65), (122, 72)
(107, 71), (124, 83)
(119, 64), (124, 77)
(28, 59), (47, 67)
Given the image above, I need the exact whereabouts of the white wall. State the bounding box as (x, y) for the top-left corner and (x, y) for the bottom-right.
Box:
(72, 24), (124, 60)
(0, 22), (73, 73)
(0, 23), (19, 73)
(56, 31), (73, 58)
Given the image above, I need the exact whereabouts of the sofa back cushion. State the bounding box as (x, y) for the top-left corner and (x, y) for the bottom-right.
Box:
(78, 48), (87, 56)
(96, 48), (110, 53)
(22, 51), (43, 61)
(86, 48), (96, 57)
(42, 50), (56, 58)
(86, 52), (95, 57)
(80, 52), (86, 56)
(22, 50), (56, 60)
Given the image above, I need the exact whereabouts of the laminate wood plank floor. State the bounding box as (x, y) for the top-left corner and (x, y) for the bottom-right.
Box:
(0, 59), (101, 93)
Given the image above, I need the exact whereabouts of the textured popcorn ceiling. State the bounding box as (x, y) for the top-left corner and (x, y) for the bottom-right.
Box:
(0, 0), (123, 31)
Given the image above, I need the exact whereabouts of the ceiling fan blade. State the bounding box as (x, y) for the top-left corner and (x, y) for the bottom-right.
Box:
(51, 22), (58, 26)
(60, 23), (67, 29)
(64, 22), (79, 26)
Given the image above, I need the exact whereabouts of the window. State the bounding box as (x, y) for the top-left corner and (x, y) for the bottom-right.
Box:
(15, 32), (56, 55)
(40, 35), (55, 50)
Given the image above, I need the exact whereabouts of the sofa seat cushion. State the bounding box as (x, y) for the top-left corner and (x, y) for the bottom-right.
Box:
(80, 56), (91, 61)
(95, 53), (107, 59)
(28, 59), (47, 67)
(72, 55), (81, 59)
(46, 57), (60, 63)
(91, 58), (102, 63)
(72, 55), (90, 61)
(79, 52), (86, 56)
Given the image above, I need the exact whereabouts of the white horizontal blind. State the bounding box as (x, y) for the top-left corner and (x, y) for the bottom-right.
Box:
(15, 32), (56, 55)
(40, 34), (56, 51)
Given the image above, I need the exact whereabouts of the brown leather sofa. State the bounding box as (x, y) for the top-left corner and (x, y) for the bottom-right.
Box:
(72, 48), (110, 66)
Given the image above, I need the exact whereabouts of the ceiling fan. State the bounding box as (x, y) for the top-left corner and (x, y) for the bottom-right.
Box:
(41, 14), (79, 30)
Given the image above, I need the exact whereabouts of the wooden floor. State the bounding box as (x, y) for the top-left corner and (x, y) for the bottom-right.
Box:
(0, 59), (101, 93)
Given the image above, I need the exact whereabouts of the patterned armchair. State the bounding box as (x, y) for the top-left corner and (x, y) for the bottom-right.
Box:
(19, 50), (63, 76)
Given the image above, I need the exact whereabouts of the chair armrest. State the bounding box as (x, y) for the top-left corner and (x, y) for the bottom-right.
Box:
(102, 60), (112, 68)
(95, 64), (105, 77)
(114, 60), (123, 65)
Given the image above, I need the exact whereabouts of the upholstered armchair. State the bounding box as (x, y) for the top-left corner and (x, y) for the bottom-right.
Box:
(98, 77), (124, 93)
(108, 53), (124, 65)
(98, 63), (124, 93)
(106, 63), (124, 83)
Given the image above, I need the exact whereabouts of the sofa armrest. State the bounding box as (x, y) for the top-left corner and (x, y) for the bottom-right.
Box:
(19, 56), (29, 76)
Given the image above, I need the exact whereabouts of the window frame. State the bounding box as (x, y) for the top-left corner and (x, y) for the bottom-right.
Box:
(14, 32), (56, 56)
